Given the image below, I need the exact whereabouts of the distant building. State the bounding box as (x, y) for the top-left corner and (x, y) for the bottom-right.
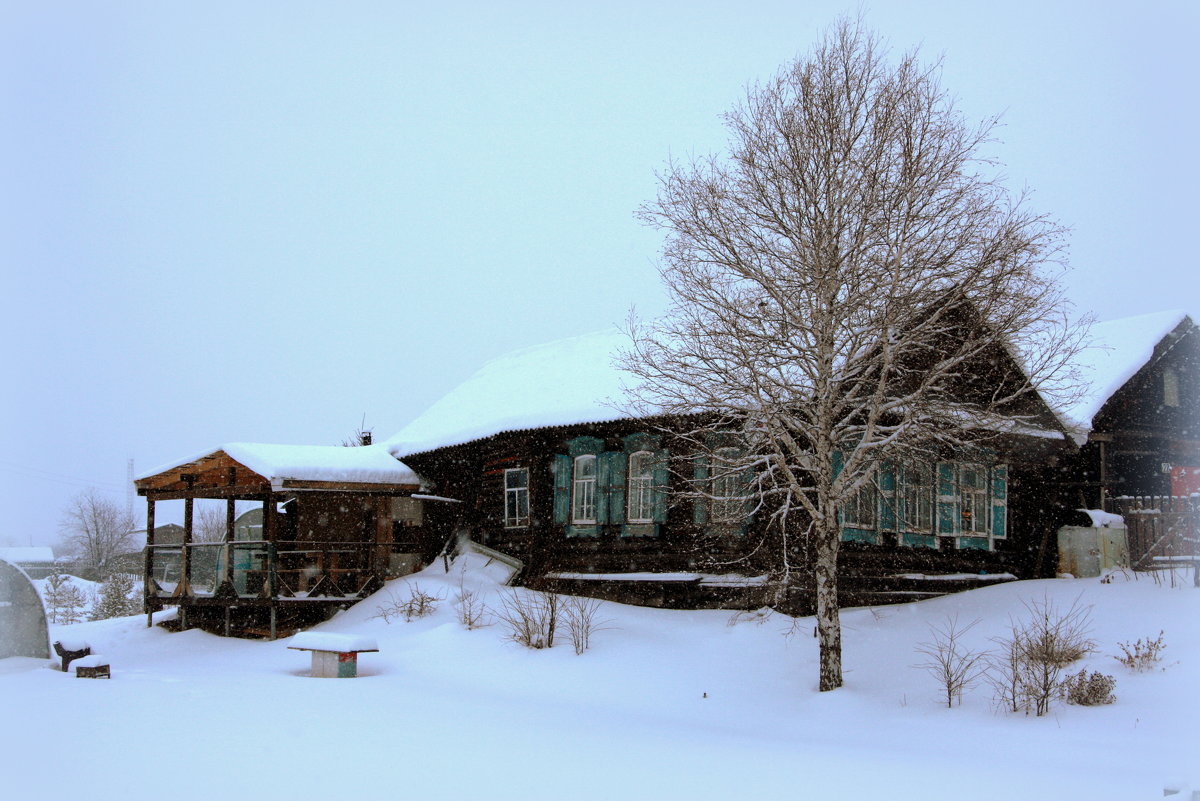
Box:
(0, 547), (56, 580)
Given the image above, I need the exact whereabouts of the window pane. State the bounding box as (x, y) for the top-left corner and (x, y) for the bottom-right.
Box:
(573, 456), (597, 523)
(628, 451), (653, 522)
(504, 468), (529, 527)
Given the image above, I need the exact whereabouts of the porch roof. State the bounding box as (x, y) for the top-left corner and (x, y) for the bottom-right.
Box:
(135, 443), (423, 498)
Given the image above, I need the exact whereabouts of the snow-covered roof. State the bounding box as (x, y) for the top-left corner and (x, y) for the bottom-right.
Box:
(385, 310), (1194, 458)
(1063, 310), (1192, 433)
(0, 547), (54, 563)
(384, 329), (634, 457)
(137, 443), (421, 488)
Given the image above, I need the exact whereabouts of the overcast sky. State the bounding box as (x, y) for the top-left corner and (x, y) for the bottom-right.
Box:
(2, 1), (1197, 548)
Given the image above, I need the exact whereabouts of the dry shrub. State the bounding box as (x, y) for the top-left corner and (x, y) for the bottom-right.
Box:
(914, 616), (988, 708)
(563, 595), (609, 655)
(1064, 670), (1116, 706)
(1114, 631), (1166, 672)
(374, 584), (441, 623)
(454, 587), (489, 630)
(989, 596), (1095, 716)
(494, 590), (559, 649)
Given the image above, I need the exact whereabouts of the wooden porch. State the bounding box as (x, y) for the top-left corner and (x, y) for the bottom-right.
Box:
(135, 444), (447, 637)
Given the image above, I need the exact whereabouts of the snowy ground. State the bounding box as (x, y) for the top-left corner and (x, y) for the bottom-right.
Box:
(2, 555), (1197, 801)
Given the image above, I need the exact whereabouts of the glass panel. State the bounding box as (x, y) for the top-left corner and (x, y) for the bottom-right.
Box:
(188, 543), (224, 596)
(712, 448), (743, 524)
(573, 455), (597, 523)
(504, 468), (529, 527)
(628, 451), (653, 522)
(959, 464), (988, 534)
(149, 547), (182, 596)
(902, 462), (933, 532)
(230, 542), (269, 597)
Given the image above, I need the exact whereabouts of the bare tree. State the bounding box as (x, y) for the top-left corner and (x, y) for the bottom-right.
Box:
(194, 505), (227, 543)
(57, 489), (136, 574)
(622, 19), (1085, 691)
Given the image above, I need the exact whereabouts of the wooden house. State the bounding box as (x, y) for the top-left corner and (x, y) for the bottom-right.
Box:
(134, 442), (458, 636)
(1057, 310), (1199, 505)
(1055, 310), (1199, 571)
(136, 310), (1196, 630)
(380, 329), (1078, 613)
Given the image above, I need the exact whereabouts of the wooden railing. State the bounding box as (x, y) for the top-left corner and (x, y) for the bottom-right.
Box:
(145, 540), (381, 601)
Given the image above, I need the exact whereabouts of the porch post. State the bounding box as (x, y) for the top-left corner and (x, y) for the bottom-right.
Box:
(224, 468), (236, 586)
(264, 492), (277, 639)
(181, 476), (194, 630)
(144, 498), (155, 628)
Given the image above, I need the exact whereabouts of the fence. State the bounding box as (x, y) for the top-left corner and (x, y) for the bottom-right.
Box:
(1110, 495), (1199, 571)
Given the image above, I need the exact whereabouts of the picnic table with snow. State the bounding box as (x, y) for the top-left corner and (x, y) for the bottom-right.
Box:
(287, 632), (378, 678)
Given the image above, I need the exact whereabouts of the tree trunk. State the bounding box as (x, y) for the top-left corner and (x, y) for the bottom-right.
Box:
(814, 516), (842, 691)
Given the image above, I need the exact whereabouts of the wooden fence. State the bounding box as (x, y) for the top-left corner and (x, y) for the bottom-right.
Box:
(1111, 495), (1199, 571)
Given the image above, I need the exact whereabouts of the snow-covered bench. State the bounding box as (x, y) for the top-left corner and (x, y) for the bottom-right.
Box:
(287, 632), (378, 678)
(73, 654), (110, 679)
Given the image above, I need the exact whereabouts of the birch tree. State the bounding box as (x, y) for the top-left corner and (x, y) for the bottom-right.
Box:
(622, 20), (1084, 691)
(58, 489), (136, 575)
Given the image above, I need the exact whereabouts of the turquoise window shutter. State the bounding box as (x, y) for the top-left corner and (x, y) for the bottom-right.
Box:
(599, 451), (626, 525)
(596, 452), (611, 525)
(652, 449), (669, 524)
(991, 465), (1008, 538)
(879, 462), (896, 531)
(552, 454), (571, 524)
(692, 454), (709, 525)
(936, 461), (957, 535)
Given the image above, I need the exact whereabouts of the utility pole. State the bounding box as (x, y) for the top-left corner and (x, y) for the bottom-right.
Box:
(126, 458), (134, 522)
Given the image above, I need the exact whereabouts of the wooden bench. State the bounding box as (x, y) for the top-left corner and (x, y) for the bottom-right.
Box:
(73, 655), (111, 679)
(287, 632), (378, 678)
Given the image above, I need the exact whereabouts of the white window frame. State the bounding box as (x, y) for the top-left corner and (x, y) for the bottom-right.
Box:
(571, 455), (597, 524)
(710, 447), (744, 525)
(841, 474), (877, 530)
(503, 467), (530, 528)
(901, 461), (934, 533)
(958, 463), (989, 536)
(627, 450), (654, 524)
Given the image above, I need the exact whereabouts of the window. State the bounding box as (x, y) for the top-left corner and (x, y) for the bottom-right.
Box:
(503, 468), (529, 527)
(572, 455), (597, 524)
(900, 461), (933, 532)
(841, 477), (877, 530)
(1164, 369), (1180, 407)
(840, 458), (1006, 549)
(958, 464), (988, 535)
(710, 447), (744, 524)
(627, 451), (654, 523)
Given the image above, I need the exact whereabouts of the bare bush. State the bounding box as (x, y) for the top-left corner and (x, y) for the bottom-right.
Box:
(374, 584), (441, 623)
(1064, 670), (1116, 706)
(989, 596), (1095, 716)
(1114, 631), (1166, 672)
(987, 622), (1027, 714)
(493, 590), (559, 649)
(914, 616), (988, 708)
(454, 587), (489, 630)
(563, 595), (609, 655)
